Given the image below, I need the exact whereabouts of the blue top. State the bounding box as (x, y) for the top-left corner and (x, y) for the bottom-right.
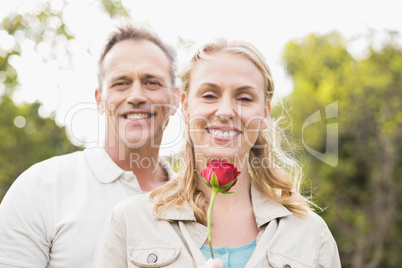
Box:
(201, 240), (256, 268)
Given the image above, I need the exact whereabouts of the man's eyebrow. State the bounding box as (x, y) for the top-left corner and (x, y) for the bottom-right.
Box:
(142, 73), (164, 80)
(108, 74), (131, 82)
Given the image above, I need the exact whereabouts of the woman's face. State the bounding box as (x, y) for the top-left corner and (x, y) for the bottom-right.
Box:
(182, 51), (270, 163)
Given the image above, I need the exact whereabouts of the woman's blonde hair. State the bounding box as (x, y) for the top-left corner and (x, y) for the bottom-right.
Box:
(151, 38), (311, 225)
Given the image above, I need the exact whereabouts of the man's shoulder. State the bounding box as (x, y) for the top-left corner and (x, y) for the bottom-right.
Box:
(30, 148), (109, 173)
(16, 150), (86, 183)
(35, 150), (85, 167)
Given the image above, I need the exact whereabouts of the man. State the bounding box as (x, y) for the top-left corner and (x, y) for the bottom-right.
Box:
(0, 23), (179, 267)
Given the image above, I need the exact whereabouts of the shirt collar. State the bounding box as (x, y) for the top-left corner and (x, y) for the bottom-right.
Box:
(84, 147), (125, 183)
(161, 181), (292, 226)
(84, 147), (176, 184)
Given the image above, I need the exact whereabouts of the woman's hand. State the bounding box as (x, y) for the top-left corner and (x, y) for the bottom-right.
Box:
(204, 258), (224, 268)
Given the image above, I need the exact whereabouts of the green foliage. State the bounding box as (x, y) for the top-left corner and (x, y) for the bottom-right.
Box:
(0, 96), (79, 201)
(0, 3), (75, 96)
(281, 31), (402, 267)
(0, 0), (131, 202)
(0, 1), (81, 202)
(101, 0), (130, 18)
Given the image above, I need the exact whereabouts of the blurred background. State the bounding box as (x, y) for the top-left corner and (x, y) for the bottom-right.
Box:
(0, 0), (401, 267)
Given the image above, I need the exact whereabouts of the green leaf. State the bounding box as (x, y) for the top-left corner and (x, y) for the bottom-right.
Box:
(201, 176), (212, 189)
(210, 172), (219, 188)
(197, 170), (212, 189)
(221, 191), (235, 194)
(219, 179), (237, 191)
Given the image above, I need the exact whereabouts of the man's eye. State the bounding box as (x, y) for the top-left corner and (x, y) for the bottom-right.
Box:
(112, 81), (129, 87)
(146, 80), (160, 86)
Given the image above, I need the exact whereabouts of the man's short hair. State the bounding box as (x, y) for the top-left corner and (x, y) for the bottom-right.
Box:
(98, 23), (177, 90)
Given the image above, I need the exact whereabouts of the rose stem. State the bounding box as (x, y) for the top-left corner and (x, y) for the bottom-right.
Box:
(207, 187), (219, 259)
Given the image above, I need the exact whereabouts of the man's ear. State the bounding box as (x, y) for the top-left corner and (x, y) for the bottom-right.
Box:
(169, 87), (181, 116)
(181, 92), (189, 122)
(95, 89), (105, 115)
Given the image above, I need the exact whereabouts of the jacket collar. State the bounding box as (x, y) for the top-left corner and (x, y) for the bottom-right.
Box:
(162, 181), (292, 226)
(162, 200), (197, 221)
(250, 181), (292, 228)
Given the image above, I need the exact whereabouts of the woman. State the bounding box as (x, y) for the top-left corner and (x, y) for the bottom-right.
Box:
(93, 38), (341, 268)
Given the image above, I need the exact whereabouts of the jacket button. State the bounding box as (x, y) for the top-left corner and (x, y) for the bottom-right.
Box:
(147, 253), (158, 263)
(283, 265), (291, 268)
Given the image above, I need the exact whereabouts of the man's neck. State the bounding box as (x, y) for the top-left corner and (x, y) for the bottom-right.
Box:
(105, 143), (167, 192)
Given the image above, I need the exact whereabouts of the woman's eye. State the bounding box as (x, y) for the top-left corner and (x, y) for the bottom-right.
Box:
(202, 93), (217, 99)
(238, 96), (253, 102)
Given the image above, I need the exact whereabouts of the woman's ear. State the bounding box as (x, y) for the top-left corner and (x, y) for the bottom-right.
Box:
(95, 89), (105, 115)
(264, 101), (271, 119)
(261, 100), (271, 129)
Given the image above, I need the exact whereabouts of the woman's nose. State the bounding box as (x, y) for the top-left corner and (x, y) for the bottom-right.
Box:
(214, 98), (235, 121)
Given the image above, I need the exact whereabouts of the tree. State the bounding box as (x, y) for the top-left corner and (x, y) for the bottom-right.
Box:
(0, 97), (79, 201)
(0, 0), (130, 201)
(0, 2), (80, 201)
(281, 31), (402, 267)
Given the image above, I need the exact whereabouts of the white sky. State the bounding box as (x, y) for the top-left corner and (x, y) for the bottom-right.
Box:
(2, 0), (402, 156)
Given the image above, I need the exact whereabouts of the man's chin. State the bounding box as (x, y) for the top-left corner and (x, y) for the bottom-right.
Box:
(121, 134), (151, 148)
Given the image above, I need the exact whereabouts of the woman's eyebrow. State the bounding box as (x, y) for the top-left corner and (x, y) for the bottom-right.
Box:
(197, 82), (220, 89)
(236, 85), (259, 92)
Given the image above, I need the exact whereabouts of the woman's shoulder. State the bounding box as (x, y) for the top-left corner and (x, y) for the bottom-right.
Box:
(276, 209), (336, 248)
(262, 209), (340, 266)
(111, 193), (155, 221)
(282, 209), (330, 231)
(114, 193), (153, 211)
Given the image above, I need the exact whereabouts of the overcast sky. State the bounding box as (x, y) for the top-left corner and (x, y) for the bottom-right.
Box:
(2, 0), (402, 155)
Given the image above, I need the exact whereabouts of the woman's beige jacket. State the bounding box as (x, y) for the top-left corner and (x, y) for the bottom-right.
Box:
(93, 184), (341, 268)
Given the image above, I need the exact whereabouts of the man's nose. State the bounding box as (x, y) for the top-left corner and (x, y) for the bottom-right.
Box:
(126, 81), (147, 105)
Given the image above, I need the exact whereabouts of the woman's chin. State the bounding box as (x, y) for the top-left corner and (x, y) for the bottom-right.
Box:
(195, 148), (250, 163)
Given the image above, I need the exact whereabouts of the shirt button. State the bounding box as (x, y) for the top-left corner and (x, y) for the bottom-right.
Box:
(147, 253), (158, 263)
(283, 265), (291, 268)
(121, 173), (131, 181)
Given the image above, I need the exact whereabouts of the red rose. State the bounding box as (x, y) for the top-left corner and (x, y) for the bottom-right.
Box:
(200, 160), (241, 192)
(200, 160), (241, 259)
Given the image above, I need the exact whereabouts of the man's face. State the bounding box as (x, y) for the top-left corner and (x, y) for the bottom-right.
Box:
(96, 39), (176, 149)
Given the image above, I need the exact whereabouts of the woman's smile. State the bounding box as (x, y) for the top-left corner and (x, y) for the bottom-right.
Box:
(206, 126), (242, 140)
